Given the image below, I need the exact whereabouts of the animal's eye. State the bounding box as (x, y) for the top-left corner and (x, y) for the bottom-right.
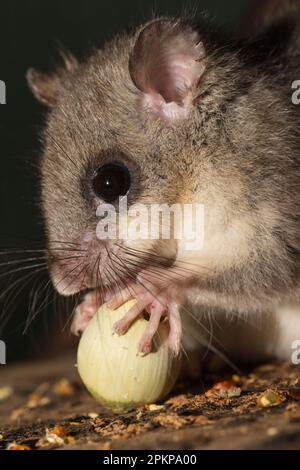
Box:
(92, 162), (131, 203)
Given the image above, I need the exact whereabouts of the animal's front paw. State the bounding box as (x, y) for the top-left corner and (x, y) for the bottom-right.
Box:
(71, 291), (103, 336)
(108, 281), (183, 356)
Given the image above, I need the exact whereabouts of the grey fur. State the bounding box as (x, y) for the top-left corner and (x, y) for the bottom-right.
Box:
(27, 5), (300, 361)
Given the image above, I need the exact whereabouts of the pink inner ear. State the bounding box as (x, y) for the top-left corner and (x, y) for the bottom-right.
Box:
(151, 48), (206, 103)
(130, 21), (207, 110)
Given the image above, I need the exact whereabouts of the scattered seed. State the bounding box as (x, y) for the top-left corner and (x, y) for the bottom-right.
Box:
(7, 442), (31, 450)
(27, 393), (51, 409)
(53, 378), (74, 397)
(10, 408), (26, 421)
(0, 386), (13, 401)
(153, 413), (189, 429)
(148, 404), (165, 412)
(267, 427), (279, 437)
(257, 389), (286, 408)
(232, 375), (242, 384)
(206, 380), (241, 399)
(51, 425), (70, 437)
(36, 428), (67, 449)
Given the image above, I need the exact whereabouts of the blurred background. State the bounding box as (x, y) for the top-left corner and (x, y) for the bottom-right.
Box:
(0, 0), (255, 362)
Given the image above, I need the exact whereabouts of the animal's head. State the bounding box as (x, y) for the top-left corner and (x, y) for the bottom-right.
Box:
(27, 16), (300, 304)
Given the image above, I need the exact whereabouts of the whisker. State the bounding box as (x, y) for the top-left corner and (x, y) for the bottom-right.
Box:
(0, 249), (46, 256)
(104, 246), (131, 297)
(52, 262), (85, 294)
(122, 244), (210, 269)
(0, 267), (47, 303)
(24, 277), (54, 333)
(181, 305), (241, 374)
(0, 267), (48, 334)
(0, 256), (47, 268)
(30, 263), (87, 327)
(0, 262), (47, 280)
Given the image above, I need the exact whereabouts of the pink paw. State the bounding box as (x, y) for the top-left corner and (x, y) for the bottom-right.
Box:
(71, 291), (103, 336)
(108, 281), (183, 356)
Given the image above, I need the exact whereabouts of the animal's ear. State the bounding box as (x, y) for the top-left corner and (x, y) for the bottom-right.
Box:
(26, 68), (60, 107)
(129, 19), (207, 121)
(26, 50), (77, 107)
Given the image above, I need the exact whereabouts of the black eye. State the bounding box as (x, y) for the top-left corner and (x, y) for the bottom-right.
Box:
(92, 162), (131, 203)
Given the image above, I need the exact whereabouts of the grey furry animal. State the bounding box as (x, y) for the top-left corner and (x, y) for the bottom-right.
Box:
(27, 1), (300, 368)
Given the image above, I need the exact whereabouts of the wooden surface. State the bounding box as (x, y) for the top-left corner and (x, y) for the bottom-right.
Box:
(1, 354), (300, 450)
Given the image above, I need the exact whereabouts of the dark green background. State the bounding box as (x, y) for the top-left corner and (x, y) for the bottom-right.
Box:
(0, 0), (254, 361)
